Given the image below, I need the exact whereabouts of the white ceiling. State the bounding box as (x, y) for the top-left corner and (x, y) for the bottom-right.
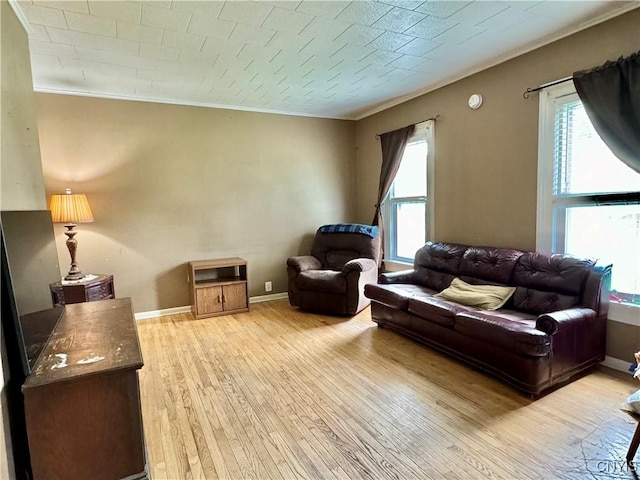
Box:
(13, 0), (640, 120)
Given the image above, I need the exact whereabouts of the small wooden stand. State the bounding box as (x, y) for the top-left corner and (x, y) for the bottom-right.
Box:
(49, 274), (114, 306)
(189, 257), (249, 319)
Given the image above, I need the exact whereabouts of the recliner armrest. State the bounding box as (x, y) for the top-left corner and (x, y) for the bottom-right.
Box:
(342, 258), (378, 274)
(535, 308), (596, 335)
(378, 269), (417, 284)
(287, 255), (322, 273)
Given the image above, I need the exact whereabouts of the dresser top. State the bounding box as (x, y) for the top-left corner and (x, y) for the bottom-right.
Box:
(23, 298), (143, 389)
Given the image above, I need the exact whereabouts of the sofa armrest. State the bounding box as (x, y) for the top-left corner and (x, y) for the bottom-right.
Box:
(378, 269), (417, 284)
(535, 308), (596, 335)
(287, 255), (321, 273)
(342, 258), (378, 274)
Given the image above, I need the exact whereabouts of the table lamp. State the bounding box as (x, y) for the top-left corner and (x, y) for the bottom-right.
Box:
(49, 188), (94, 281)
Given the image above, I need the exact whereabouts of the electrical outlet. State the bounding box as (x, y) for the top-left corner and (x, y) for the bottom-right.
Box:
(265, 281), (272, 292)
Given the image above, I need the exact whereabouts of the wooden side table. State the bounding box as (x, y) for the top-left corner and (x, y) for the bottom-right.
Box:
(50, 274), (115, 307)
(189, 258), (249, 319)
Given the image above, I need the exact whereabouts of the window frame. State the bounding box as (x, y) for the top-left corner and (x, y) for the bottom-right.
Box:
(383, 120), (435, 267)
(536, 82), (640, 322)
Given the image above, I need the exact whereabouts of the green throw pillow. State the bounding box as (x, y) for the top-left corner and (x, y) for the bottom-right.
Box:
(434, 278), (516, 311)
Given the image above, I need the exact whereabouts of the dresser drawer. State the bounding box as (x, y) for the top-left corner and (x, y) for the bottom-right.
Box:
(86, 283), (114, 301)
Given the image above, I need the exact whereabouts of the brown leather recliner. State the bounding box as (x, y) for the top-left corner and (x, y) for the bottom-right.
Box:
(287, 224), (381, 315)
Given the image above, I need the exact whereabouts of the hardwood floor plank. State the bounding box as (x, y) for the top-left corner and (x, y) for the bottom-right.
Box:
(137, 300), (638, 480)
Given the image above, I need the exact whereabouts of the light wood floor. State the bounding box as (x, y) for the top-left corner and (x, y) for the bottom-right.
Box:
(137, 299), (638, 480)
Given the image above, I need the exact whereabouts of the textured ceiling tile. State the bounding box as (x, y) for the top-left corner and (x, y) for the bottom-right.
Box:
(61, 57), (136, 77)
(170, 0), (224, 17)
(403, 16), (457, 39)
(388, 54), (430, 70)
(262, 7), (314, 34)
(29, 39), (77, 58)
(265, 31), (314, 52)
(433, 23), (485, 44)
(396, 37), (441, 56)
(228, 24), (277, 46)
(372, 6), (426, 33)
(20, 4), (68, 28)
(201, 37), (245, 57)
(262, 1), (302, 10)
(414, 1), (471, 19)
(271, 49), (314, 68)
(299, 37), (348, 57)
(87, 1), (141, 24)
(161, 30), (206, 51)
(377, 0), (425, 9)
(335, 24), (384, 47)
(141, 4), (191, 32)
(31, 53), (63, 69)
(29, 24), (51, 41)
(139, 42), (180, 61)
(219, 1), (273, 26)
(64, 11), (116, 37)
(33, 1), (88, 14)
(116, 21), (163, 45)
(334, 1), (393, 26)
(75, 46), (157, 69)
(177, 50), (218, 66)
(367, 31), (414, 51)
(329, 43), (375, 63)
(475, 6), (533, 32)
(295, 1), (349, 19)
(46, 27), (140, 55)
(446, 2), (510, 26)
(359, 48), (402, 65)
(299, 16), (351, 38)
(187, 16), (235, 40)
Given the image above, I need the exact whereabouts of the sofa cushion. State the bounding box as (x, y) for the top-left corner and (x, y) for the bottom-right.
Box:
(512, 288), (581, 315)
(513, 253), (594, 295)
(364, 284), (435, 309)
(408, 296), (478, 326)
(459, 247), (523, 285)
(435, 278), (516, 310)
(454, 311), (551, 357)
(297, 270), (346, 293)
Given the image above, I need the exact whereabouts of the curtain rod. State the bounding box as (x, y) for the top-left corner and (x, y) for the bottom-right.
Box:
(375, 115), (440, 139)
(523, 76), (573, 99)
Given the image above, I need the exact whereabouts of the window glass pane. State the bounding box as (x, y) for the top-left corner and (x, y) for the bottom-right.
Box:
(392, 140), (427, 198)
(395, 202), (425, 260)
(554, 101), (640, 196)
(564, 204), (640, 299)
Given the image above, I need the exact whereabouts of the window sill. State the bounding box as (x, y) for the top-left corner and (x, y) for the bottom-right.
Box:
(609, 301), (640, 327)
(383, 259), (413, 272)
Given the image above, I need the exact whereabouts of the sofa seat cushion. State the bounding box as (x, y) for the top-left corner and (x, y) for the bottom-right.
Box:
(364, 284), (435, 310)
(408, 296), (479, 326)
(454, 311), (550, 357)
(297, 270), (345, 293)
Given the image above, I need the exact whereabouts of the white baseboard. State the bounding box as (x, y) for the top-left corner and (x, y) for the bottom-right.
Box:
(249, 292), (288, 304)
(601, 355), (634, 374)
(134, 293), (288, 320)
(135, 305), (192, 320)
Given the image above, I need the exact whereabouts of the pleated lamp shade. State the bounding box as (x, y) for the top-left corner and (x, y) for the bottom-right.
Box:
(49, 189), (94, 224)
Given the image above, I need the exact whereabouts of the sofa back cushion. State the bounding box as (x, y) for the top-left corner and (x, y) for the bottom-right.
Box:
(414, 242), (467, 291)
(511, 253), (595, 314)
(459, 247), (524, 285)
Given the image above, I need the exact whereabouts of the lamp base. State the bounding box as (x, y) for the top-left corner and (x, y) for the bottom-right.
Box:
(64, 269), (84, 281)
(63, 224), (84, 281)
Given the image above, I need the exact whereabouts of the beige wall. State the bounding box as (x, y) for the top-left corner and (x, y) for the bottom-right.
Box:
(36, 94), (356, 313)
(1, 1), (49, 477)
(355, 10), (640, 359)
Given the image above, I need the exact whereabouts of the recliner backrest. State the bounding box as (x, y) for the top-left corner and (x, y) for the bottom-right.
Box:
(311, 229), (381, 270)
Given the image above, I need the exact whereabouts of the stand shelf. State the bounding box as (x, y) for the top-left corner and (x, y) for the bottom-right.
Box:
(189, 257), (249, 319)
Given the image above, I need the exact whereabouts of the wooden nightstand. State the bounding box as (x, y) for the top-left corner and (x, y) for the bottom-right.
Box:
(189, 258), (249, 319)
(50, 274), (115, 306)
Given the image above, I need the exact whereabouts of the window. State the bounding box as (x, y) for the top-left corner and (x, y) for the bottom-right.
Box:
(537, 84), (640, 306)
(383, 120), (434, 264)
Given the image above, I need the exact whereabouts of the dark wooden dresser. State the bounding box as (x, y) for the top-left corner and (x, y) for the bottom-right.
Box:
(49, 273), (115, 306)
(22, 298), (148, 480)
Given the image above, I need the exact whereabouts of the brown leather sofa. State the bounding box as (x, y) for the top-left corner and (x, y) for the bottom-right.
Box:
(364, 242), (612, 395)
(287, 225), (381, 315)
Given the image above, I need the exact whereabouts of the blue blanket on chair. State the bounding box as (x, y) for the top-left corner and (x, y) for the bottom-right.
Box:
(318, 224), (379, 238)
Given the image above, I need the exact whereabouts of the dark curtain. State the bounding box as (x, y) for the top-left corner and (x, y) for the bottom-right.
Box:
(573, 51), (640, 173)
(371, 124), (415, 226)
